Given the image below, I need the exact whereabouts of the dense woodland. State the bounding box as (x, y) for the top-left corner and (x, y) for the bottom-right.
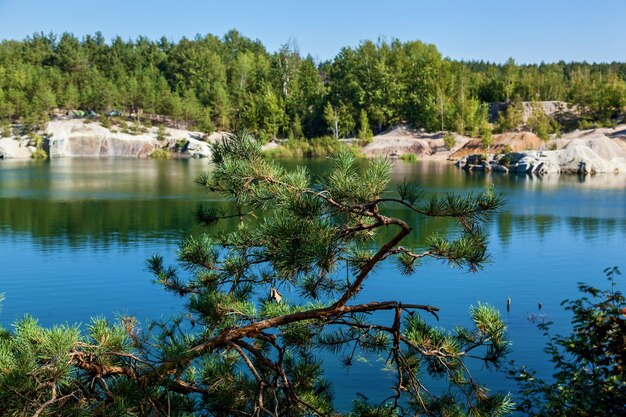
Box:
(1, 30), (626, 139)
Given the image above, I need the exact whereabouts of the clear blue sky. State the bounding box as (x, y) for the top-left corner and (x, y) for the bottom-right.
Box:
(0, 0), (624, 64)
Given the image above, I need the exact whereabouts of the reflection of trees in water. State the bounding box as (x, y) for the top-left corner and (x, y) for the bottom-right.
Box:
(495, 213), (625, 246)
(1, 159), (625, 249)
(0, 198), (237, 248)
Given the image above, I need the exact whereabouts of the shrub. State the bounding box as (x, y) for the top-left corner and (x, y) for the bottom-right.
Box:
(400, 153), (418, 162)
(31, 148), (48, 159)
(99, 116), (111, 129)
(577, 118), (594, 130)
(512, 267), (626, 416)
(497, 100), (524, 132)
(175, 139), (189, 152)
(1, 124), (11, 138)
(156, 124), (169, 141)
(443, 132), (456, 150)
(527, 103), (559, 141)
(150, 148), (171, 159)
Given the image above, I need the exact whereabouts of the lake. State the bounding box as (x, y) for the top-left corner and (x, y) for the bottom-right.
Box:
(1, 158), (625, 410)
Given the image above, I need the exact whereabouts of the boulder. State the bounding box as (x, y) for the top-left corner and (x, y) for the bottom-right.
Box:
(555, 146), (622, 174)
(185, 138), (211, 158)
(0, 137), (33, 158)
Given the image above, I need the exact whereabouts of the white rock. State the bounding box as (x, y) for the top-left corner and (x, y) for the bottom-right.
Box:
(0, 137), (33, 158)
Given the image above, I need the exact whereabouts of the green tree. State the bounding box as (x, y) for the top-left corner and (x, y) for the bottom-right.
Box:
(513, 267), (626, 417)
(324, 101), (339, 138)
(527, 102), (558, 141)
(481, 121), (493, 155)
(497, 100), (524, 132)
(0, 132), (513, 416)
(357, 109), (373, 141)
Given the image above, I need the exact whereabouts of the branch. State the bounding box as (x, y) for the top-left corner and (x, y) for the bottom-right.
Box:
(332, 216), (411, 308)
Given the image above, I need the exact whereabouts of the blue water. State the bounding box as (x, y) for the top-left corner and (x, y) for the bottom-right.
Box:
(1, 158), (625, 409)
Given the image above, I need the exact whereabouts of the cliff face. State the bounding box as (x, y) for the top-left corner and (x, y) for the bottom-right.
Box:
(48, 135), (157, 158)
(45, 120), (211, 158)
(0, 138), (34, 158)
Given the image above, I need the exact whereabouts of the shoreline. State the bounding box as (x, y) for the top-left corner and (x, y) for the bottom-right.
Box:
(2, 120), (626, 176)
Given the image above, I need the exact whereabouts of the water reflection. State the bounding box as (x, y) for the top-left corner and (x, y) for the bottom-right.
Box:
(1, 159), (625, 249)
(1, 158), (626, 409)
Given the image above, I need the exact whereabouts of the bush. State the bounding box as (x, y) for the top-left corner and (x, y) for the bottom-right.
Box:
(497, 100), (524, 132)
(1, 124), (11, 138)
(512, 267), (626, 417)
(400, 153), (418, 162)
(174, 139), (189, 152)
(149, 148), (171, 159)
(99, 116), (111, 129)
(527, 104), (560, 141)
(156, 124), (169, 141)
(577, 118), (595, 130)
(31, 148), (48, 159)
(443, 132), (456, 150)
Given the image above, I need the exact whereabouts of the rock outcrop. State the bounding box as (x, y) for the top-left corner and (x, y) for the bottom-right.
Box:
(46, 120), (211, 158)
(450, 132), (545, 159)
(457, 138), (626, 175)
(0, 137), (34, 158)
(363, 125), (471, 160)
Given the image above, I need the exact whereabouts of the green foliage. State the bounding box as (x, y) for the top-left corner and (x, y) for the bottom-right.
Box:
(31, 148), (48, 159)
(399, 152), (418, 162)
(0, 32), (625, 137)
(1, 124), (11, 138)
(444, 131), (457, 150)
(527, 102), (559, 141)
(156, 123), (169, 141)
(357, 109), (373, 142)
(99, 115), (111, 129)
(497, 100), (524, 132)
(513, 267), (626, 417)
(149, 147), (171, 159)
(480, 121), (493, 152)
(174, 139), (189, 152)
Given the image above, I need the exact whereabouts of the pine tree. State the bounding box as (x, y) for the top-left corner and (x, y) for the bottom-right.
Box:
(0, 132), (513, 416)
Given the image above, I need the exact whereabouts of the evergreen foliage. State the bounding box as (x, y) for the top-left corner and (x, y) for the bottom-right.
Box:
(0, 132), (514, 416)
(1, 32), (626, 138)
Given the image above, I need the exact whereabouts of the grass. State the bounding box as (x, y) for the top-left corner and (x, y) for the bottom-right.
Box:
(399, 153), (418, 162)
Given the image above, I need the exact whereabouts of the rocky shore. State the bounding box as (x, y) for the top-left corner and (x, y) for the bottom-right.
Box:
(0, 120), (213, 159)
(3, 120), (626, 176)
(455, 131), (626, 175)
(363, 124), (626, 175)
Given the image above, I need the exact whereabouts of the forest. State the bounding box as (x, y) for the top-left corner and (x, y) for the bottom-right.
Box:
(1, 30), (626, 139)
